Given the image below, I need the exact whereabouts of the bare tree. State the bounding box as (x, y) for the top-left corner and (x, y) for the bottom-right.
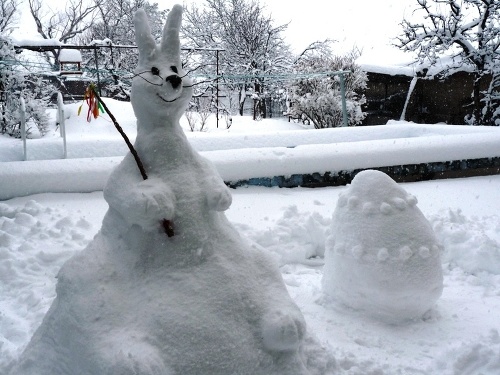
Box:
(396, 0), (500, 125)
(0, 0), (20, 35)
(294, 39), (335, 65)
(84, 0), (166, 44)
(27, 0), (101, 63)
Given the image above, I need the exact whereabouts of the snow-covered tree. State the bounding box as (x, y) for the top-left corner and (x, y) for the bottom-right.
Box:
(287, 47), (367, 128)
(182, 0), (292, 117)
(396, 0), (500, 125)
(78, 0), (167, 100)
(0, 37), (51, 137)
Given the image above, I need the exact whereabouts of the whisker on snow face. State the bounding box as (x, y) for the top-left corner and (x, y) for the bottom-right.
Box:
(134, 69), (215, 90)
(182, 79), (218, 88)
(133, 71), (164, 86)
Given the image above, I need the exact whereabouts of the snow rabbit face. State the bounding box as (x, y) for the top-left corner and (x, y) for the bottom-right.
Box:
(132, 5), (192, 122)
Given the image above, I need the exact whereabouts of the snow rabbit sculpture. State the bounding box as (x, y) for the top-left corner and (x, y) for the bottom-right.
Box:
(9, 5), (312, 375)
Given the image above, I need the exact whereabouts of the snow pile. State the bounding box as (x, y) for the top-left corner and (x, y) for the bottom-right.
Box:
(322, 170), (444, 322)
(8, 7), (330, 374)
(432, 209), (500, 275)
(0, 200), (94, 367)
(433, 330), (500, 374)
(244, 205), (331, 266)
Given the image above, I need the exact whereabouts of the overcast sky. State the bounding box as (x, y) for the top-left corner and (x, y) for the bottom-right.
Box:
(168, 0), (418, 65)
(15, 0), (419, 66)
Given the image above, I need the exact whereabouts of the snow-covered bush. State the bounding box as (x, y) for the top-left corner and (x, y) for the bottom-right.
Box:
(0, 37), (52, 137)
(287, 50), (367, 128)
(186, 96), (212, 132)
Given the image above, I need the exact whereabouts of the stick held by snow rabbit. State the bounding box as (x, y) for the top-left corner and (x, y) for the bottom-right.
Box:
(8, 5), (316, 375)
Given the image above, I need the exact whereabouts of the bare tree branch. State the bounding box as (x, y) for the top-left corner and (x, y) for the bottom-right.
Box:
(0, 0), (20, 35)
(27, 0), (101, 43)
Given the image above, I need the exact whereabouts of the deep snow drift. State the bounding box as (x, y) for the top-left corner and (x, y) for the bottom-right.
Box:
(323, 170), (443, 322)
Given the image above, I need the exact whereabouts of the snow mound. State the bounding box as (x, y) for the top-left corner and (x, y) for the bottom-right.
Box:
(0, 200), (94, 369)
(243, 205), (331, 266)
(432, 209), (500, 275)
(433, 330), (500, 374)
(322, 169), (444, 323)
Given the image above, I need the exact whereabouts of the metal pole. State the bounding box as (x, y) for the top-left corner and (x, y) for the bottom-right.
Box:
(339, 72), (348, 127)
(20, 97), (26, 160)
(216, 49), (219, 128)
(94, 47), (102, 96)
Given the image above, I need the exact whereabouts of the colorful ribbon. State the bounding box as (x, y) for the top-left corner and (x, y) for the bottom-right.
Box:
(78, 84), (105, 122)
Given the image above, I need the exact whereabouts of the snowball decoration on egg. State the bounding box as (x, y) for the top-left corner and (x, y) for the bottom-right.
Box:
(322, 169), (443, 322)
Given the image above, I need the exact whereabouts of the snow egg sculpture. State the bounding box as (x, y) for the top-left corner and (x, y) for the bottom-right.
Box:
(322, 169), (443, 322)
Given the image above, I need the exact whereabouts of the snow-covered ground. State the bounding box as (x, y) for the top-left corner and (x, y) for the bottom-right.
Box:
(1, 100), (500, 374)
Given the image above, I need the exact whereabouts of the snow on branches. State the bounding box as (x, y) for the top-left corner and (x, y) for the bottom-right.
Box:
(287, 48), (367, 129)
(396, 0), (500, 125)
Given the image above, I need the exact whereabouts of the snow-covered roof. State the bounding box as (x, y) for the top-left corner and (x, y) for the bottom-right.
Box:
(361, 63), (417, 77)
(361, 55), (476, 78)
(59, 49), (82, 63)
(12, 37), (62, 47)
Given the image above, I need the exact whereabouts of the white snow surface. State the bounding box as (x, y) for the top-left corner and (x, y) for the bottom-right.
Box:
(0, 64), (500, 375)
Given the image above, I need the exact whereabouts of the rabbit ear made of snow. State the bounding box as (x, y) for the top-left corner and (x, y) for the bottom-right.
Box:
(134, 9), (156, 63)
(161, 4), (182, 63)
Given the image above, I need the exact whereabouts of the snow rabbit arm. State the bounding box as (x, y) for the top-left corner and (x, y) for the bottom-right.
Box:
(103, 157), (175, 232)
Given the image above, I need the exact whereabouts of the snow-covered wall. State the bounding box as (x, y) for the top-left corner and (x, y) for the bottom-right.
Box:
(1, 123), (500, 200)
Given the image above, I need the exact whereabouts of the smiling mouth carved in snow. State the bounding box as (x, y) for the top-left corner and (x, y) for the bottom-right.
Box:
(156, 93), (179, 103)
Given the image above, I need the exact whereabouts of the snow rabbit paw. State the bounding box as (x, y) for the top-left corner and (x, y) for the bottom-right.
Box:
(134, 179), (175, 231)
(261, 310), (306, 352)
(206, 179), (232, 211)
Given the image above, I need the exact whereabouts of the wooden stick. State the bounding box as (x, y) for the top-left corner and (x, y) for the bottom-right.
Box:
(90, 86), (148, 181)
(90, 86), (175, 237)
